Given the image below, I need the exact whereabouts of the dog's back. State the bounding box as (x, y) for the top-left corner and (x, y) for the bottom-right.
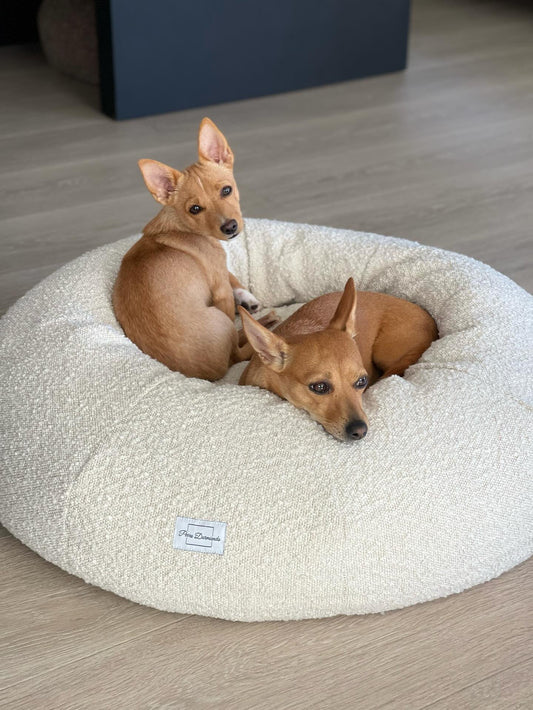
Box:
(113, 231), (235, 377)
(275, 289), (437, 381)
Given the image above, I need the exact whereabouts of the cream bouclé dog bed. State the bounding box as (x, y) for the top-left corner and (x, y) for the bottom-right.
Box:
(1, 219), (532, 622)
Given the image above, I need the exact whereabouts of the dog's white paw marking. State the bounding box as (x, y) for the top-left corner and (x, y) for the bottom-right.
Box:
(234, 288), (260, 313)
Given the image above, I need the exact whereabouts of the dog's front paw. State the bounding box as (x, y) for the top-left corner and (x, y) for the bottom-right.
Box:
(233, 288), (260, 314)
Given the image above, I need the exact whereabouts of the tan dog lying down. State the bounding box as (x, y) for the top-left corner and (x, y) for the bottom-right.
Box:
(239, 278), (438, 441)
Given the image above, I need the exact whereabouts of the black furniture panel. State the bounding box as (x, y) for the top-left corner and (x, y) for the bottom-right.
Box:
(96, 0), (411, 120)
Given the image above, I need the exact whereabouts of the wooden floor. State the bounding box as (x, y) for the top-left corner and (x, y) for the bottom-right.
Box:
(1, 0), (532, 707)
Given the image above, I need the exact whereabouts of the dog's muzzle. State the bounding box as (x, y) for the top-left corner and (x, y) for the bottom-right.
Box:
(220, 219), (239, 237)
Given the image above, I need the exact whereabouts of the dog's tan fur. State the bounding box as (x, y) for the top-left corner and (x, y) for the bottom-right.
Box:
(239, 278), (438, 440)
(113, 118), (263, 380)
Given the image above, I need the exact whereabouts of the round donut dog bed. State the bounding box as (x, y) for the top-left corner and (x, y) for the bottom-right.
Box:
(1, 219), (532, 622)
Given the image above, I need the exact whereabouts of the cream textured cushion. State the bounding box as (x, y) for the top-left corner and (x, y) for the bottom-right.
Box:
(1, 219), (532, 621)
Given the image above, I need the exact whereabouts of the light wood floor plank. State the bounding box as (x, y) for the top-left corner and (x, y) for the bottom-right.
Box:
(421, 658), (533, 710)
(0, 536), (186, 689)
(1, 561), (531, 709)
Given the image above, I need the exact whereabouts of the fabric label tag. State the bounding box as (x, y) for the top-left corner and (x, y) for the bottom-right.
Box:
(173, 516), (226, 555)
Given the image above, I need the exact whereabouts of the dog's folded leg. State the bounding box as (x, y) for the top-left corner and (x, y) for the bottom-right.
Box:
(257, 310), (280, 329)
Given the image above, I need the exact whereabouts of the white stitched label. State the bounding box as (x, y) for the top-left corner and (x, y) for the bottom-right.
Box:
(173, 516), (226, 555)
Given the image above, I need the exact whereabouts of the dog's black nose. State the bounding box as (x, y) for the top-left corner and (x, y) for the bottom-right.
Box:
(221, 219), (238, 236)
(345, 419), (368, 440)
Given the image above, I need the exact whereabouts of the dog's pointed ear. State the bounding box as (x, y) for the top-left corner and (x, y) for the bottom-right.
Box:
(198, 118), (234, 168)
(138, 159), (182, 205)
(239, 307), (289, 372)
(329, 278), (357, 338)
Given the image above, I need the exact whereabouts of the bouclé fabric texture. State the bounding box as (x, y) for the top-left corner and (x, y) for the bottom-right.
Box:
(0, 219), (532, 621)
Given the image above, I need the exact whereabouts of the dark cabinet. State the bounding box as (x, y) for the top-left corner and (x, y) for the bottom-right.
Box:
(96, 0), (411, 120)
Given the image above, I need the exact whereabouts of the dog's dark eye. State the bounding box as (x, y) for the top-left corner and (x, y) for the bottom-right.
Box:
(309, 381), (331, 395)
(221, 185), (232, 197)
(189, 204), (202, 215)
(354, 375), (368, 390)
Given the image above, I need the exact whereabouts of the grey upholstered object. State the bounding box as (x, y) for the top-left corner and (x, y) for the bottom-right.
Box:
(0, 219), (531, 621)
(38, 0), (98, 85)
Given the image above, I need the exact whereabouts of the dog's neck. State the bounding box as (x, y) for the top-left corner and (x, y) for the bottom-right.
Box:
(143, 206), (190, 238)
(142, 207), (225, 257)
(241, 356), (286, 397)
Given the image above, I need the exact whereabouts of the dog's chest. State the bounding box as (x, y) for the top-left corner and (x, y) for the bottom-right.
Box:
(198, 242), (233, 306)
